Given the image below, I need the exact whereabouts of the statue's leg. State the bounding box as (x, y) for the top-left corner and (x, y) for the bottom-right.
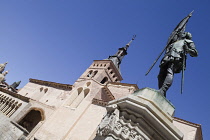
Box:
(158, 63), (174, 97)
(158, 65), (167, 89)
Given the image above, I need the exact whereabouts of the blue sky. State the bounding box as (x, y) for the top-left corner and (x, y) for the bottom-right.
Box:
(0, 1), (209, 139)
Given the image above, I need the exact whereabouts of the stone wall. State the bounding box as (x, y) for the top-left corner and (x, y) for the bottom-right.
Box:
(0, 113), (27, 140)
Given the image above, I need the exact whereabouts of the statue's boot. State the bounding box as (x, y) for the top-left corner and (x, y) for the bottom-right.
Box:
(158, 70), (174, 97)
(158, 89), (166, 97)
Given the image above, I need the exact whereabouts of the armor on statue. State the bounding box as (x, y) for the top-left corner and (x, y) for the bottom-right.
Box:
(158, 32), (198, 96)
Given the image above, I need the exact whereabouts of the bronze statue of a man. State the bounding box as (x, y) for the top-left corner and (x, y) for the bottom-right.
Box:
(158, 32), (198, 96)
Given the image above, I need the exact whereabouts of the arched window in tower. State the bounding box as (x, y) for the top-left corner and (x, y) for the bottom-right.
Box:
(69, 88), (90, 108)
(87, 70), (93, 77)
(100, 77), (108, 84)
(84, 88), (90, 97)
(18, 109), (43, 132)
(86, 82), (91, 87)
(92, 70), (98, 78)
(67, 87), (83, 106)
(76, 87), (82, 94)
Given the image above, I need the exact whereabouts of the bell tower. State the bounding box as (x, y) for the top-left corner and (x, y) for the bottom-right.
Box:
(77, 35), (136, 85)
(78, 60), (123, 84)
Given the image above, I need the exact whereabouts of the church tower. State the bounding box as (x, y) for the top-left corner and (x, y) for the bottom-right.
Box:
(78, 35), (136, 84)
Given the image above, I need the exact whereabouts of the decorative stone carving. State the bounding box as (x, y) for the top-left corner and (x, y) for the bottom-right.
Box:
(95, 103), (147, 140)
(97, 104), (119, 136)
(0, 62), (7, 73)
(0, 71), (8, 83)
(95, 88), (184, 140)
(130, 130), (137, 139)
(0, 71), (11, 90)
(0, 93), (22, 117)
(114, 122), (122, 131)
(121, 126), (129, 137)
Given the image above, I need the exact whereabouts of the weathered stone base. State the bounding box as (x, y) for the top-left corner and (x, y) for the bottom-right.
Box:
(94, 87), (183, 140)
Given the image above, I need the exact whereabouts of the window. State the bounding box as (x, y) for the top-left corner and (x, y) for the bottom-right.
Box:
(69, 88), (90, 108)
(87, 70), (93, 77)
(100, 77), (108, 84)
(86, 82), (91, 87)
(92, 71), (98, 77)
(67, 87), (83, 106)
(18, 109), (43, 132)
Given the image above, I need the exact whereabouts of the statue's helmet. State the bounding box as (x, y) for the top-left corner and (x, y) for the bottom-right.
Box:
(185, 32), (192, 39)
(182, 32), (192, 39)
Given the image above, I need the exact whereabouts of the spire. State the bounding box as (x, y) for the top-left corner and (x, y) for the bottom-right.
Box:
(107, 35), (136, 72)
(0, 62), (8, 73)
(124, 35), (136, 52)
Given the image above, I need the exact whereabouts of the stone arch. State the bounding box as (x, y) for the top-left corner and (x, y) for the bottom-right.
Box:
(70, 88), (90, 108)
(87, 70), (93, 77)
(44, 88), (48, 93)
(18, 108), (45, 132)
(101, 77), (108, 84)
(7, 101), (18, 117)
(77, 87), (83, 95)
(2, 98), (14, 113)
(0, 97), (10, 111)
(92, 70), (98, 78)
(0, 95), (4, 104)
(40, 87), (43, 92)
(67, 87), (83, 106)
(84, 88), (90, 97)
(86, 82), (91, 87)
(1, 98), (11, 112)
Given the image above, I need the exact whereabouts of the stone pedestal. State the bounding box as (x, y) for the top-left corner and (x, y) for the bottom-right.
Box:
(94, 88), (183, 140)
